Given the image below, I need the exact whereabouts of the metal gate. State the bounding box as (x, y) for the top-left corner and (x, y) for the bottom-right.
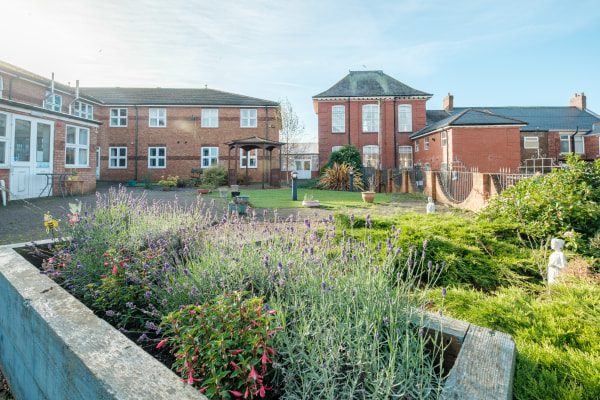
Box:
(436, 160), (476, 203)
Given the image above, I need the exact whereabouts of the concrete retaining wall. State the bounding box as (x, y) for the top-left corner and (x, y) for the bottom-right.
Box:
(0, 243), (205, 400)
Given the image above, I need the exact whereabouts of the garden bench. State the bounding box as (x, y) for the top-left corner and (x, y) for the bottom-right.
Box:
(190, 168), (203, 185)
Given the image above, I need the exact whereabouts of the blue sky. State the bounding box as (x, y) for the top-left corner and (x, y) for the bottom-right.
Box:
(3, 0), (600, 142)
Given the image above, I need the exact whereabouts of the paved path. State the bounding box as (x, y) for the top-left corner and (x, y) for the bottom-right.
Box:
(0, 182), (436, 246)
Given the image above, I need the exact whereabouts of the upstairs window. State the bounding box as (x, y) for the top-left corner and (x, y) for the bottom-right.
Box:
(110, 108), (128, 126)
(201, 109), (219, 128)
(424, 137), (429, 150)
(398, 104), (412, 132)
(45, 93), (62, 112)
(73, 101), (93, 119)
(149, 108), (166, 127)
(441, 131), (447, 147)
(362, 104), (379, 132)
(332, 105), (345, 133)
(241, 109), (257, 128)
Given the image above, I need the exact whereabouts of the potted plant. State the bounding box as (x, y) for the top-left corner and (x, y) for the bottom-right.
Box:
(70, 170), (78, 181)
(302, 193), (320, 207)
(197, 184), (211, 195)
(157, 175), (178, 191)
(362, 176), (377, 203)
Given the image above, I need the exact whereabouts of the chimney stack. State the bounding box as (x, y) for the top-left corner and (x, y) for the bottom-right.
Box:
(570, 93), (586, 109)
(443, 93), (454, 111)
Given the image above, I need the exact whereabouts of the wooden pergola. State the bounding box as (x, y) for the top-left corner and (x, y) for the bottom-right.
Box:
(225, 136), (285, 189)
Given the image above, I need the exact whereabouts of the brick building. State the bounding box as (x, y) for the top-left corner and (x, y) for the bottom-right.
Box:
(315, 71), (600, 173)
(0, 61), (279, 200)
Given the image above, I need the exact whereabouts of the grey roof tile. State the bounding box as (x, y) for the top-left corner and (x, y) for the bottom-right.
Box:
(452, 106), (600, 132)
(410, 109), (526, 138)
(80, 87), (279, 107)
(313, 71), (432, 98)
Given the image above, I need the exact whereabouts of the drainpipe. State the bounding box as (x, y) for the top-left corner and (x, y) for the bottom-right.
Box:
(135, 105), (139, 181)
(347, 97), (351, 145)
(265, 105), (269, 184)
(378, 99), (382, 169)
(393, 97), (397, 168)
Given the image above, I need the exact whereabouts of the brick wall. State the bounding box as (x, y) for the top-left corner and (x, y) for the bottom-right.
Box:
(317, 98), (428, 169)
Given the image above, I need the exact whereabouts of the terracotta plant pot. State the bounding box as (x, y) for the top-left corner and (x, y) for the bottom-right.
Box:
(362, 191), (375, 203)
(197, 188), (210, 194)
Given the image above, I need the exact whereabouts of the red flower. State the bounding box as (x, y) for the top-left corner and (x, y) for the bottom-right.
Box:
(112, 265), (118, 275)
(229, 390), (243, 397)
(261, 349), (271, 365)
(249, 364), (262, 380)
(156, 339), (167, 348)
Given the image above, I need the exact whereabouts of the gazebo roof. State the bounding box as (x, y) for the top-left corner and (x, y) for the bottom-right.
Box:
(225, 136), (285, 152)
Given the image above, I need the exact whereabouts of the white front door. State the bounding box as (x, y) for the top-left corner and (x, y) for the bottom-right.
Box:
(294, 159), (312, 179)
(9, 116), (53, 199)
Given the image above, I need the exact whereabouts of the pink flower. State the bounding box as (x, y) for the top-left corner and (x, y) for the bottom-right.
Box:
(112, 265), (117, 275)
(229, 390), (243, 397)
(249, 364), (262, 380)
(261, 349), (271, 365)
(156, 339), (167, 348)
(231, 361), (241, 370)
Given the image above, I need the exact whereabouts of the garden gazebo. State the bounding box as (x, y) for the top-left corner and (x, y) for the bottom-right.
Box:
(225, 136), (285, 189)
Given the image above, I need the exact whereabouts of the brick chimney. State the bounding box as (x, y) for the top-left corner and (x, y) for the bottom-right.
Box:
(569, 92), (586, 109)
(443, 93), (454, 111)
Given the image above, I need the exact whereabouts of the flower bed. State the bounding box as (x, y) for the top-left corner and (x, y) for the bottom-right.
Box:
(2, 187), (516, 399)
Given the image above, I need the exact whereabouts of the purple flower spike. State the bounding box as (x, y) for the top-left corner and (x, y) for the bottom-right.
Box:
(423, 239), (429, 249)
(442, 288), (447, 298)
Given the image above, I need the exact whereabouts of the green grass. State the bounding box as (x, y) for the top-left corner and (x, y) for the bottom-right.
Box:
(204, 188), (394, 210)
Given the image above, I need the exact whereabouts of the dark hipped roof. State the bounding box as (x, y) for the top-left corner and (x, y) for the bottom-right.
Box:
(313, 70), (432, 98)
(452, 106), (600, 132)
(410, 109), (527, 139)
(80, 87), (279, 107)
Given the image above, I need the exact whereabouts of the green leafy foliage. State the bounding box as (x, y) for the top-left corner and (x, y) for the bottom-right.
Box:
(478, 155), (600, 256)
(159, 292), (278, 399)
(324, 144), (363, 172)
(202, 163), (228, 188)
(319, 162), (365, 191)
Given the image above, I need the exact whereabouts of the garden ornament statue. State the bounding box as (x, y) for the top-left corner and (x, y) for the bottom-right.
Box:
(547, 238), (567, 284)
(426, 197), (435, 213)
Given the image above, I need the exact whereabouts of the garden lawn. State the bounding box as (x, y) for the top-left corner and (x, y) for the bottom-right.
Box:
(205, 188), (394, 209)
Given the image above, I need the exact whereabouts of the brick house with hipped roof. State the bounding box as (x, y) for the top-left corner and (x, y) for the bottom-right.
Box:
(313, 70), (432, 170)
(315, 71), (600, 173)
(0, 60), (279, 201)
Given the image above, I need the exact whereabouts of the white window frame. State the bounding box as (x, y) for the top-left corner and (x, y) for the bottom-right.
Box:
(398, 145), (413, 168)
(415, 139), (419, 152)
(574, 136), (584, 154)
(109, 147), (127, 169)
(331, 145), (344, 153)
(398, 104), (412, 132)
(241, 109), (257, 128)
(65, 125), (89, 167)
(523, 137), (539, 149)
(240, 149), (257, 168)
(148, 147), (166, 168)
(362, 104), (379, 133)
(441, 131), (447, 147)
(0, 112), (7, 165)
(73, 101), (93, 119)
(362, 145), (379, 167)
(201, 109), (219, 128)
(560, 135), (571, 154)
(0, 77), (3, 99)
(201, 147), (219, 167)
(149, 108), (166, 127)
(45, 92), (62, 112)
(110, 108), (128, 127)
(424, 137), (429, 150)
(332, 105), (345, 133)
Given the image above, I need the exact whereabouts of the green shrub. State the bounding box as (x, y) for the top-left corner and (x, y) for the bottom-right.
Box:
(478, 155), (600, 256)
(319, 162), (365, 191)
(324, 144), (362, 172)
(202, 163), (228, 188)
(159, 292), (278, 399)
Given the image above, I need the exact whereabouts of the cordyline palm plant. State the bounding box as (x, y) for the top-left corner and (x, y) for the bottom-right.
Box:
(319, 162), (365, 191)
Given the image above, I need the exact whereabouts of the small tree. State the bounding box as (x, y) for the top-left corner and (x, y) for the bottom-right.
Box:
(277, 98), (305, 182)
(325, 144), (363, 172)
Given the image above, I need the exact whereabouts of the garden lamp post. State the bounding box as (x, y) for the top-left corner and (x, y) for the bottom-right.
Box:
(349, 168), (354, 192)
(291, 171), (298, 201)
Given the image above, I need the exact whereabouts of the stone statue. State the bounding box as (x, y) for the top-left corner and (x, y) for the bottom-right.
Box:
(547, 238), (567, 284)
(426, 197), (435, 214)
